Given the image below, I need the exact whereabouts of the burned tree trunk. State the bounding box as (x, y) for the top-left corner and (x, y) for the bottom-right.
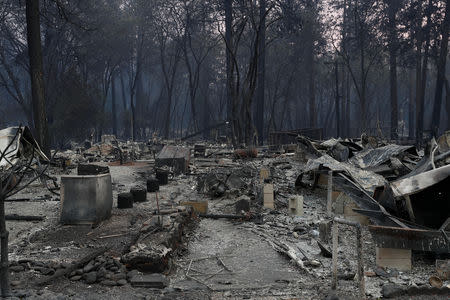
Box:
(386, 0), (399, 140)
(224, 0), (236, 147)
(431, 0), (450, 137)
(112, 71), (118, 136)
(0, 182), (10, 297)
(255, 0), (266, 145)
(26, 0), (49, 157)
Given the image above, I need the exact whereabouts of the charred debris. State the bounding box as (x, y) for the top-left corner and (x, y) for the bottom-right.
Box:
(0, 127), (450, 299)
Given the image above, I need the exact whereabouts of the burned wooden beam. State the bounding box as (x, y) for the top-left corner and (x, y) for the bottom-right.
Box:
(5, 214), (44, 221)
(368, 225), (450, 253)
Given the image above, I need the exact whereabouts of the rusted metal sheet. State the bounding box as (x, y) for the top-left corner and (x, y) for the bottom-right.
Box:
(368, 225), (450, 253)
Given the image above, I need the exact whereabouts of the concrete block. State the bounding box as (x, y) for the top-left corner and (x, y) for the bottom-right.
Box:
(147, 177), (159, 192)
(131, 187), (147, 202)
(334, 192), (351, 214)
(60, 174), (112, 224)
(118, 193), (133, 209)
(260, 167), (270, 183)
(155, 169), (169, 185)
(289, 195), (303, 216)
(376, 247), (411, 271)
(263, 184), (274, 209)
(180, 200), (208, 214)
(319, 220), (332, 243)
(155, 145), (190, 174)
(344, 201), (369, 225)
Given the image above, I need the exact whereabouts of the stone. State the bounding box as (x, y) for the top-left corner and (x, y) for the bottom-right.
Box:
(127, 270), (140, 281)
(129, 273), (168, 288)
(381, 284), (406, 298)
(60, 173), (113, 224)
(112, 273), (127, 281)
(9, 265), (25, 272)
(10, 280), (21, 286)
(293, 225), (307, 233)
(83, 262), (95, 273)
(34, 267), (54, 275)
(117, 193), (133, 209)
(117, 279), (127, 286)
(110, 266), (119, 272)
(101, 280), (117, 286)
(130, 187), (147, 202)
(61, 262), (72, 269)
(146, 177), (159, 192)
(70, 275), (82, 281)
(83, 271), (97, 284)
(97, 267), (107, 278)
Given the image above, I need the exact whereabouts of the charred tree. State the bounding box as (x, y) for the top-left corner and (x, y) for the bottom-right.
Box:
(26, 0), (49, 156)
(431, 0), (450, 137)
(386, 0), (399, 140)
(224, 0), (235, 146)
(112, 71), (118, 136)
(255, 0), (266, 145)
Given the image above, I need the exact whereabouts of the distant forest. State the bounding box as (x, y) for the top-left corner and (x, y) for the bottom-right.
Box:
(1, 0), (450, 149)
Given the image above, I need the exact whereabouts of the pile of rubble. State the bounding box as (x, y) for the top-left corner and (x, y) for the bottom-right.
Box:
(1, 126), (450, 299)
